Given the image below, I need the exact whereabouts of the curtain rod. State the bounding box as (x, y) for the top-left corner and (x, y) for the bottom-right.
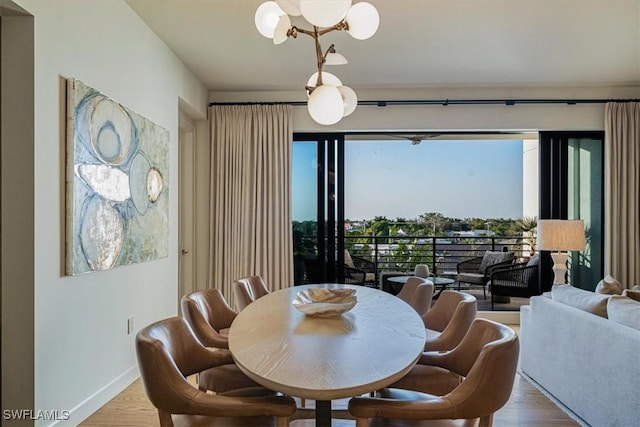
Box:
(209, 98), (639, 107)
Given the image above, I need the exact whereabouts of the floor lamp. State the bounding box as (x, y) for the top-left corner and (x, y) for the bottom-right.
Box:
(536, 219), (586, 285)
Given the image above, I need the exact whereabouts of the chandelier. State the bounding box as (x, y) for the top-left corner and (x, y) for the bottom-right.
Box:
(254, 0), (380, 125)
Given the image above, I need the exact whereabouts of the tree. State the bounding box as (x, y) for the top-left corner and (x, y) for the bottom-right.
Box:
(367, 216), (393, 236)
(515, 216), (538, 256)
(418, 212), (445, 235)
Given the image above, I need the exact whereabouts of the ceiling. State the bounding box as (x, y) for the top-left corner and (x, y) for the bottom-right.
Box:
(126, 0), (640, 93)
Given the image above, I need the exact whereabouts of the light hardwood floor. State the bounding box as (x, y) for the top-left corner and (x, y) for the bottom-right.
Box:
(81, 325), (578, 427)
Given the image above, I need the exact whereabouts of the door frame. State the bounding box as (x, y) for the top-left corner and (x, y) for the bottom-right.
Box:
(178, 111), (196, 304)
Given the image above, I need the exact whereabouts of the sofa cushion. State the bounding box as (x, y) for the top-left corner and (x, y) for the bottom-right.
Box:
(595, 275), (623, 295)
(607, 296), (640, 331)
(622, 289), (640, 302)
(478, 251), (514, 274)
(551, 284), (610, 318)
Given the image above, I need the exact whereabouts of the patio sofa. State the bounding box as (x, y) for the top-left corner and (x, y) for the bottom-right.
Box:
(520, 285), (640, 426)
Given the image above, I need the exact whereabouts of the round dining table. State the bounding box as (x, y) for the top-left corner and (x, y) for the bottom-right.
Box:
(228, 283), (426, 426)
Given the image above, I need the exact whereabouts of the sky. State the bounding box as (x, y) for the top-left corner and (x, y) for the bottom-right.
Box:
(292, 139), (524, 221)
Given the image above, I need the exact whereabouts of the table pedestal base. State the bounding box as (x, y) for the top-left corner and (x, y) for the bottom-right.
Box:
(316, 400), (331, 426)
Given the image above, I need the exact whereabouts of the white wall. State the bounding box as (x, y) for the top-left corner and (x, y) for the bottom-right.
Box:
(11, 1), (208, 425)
(1, 7), (35, 421)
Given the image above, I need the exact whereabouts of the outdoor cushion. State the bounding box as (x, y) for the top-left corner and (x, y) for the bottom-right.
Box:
(479, 251), (514, 273)
(344, 250), (354, 268)
(526, 254), (539, 267)
(456, 272), (484, 285)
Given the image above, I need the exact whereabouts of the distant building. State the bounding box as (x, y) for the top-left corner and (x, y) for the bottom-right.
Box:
(455, 229), (494, 237)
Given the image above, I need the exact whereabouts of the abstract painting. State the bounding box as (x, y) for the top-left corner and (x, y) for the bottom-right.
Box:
(66, 78), (169, 275)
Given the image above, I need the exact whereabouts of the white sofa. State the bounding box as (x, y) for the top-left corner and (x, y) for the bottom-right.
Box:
(520, 286), (640, 427)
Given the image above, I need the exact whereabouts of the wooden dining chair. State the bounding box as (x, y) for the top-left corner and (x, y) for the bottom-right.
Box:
(181, 289), (260, 393)
(136, 316), (296, 427)
(348, 319), (519, 427)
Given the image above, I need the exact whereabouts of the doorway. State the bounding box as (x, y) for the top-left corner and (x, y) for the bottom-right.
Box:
(178, 112), (196, 304)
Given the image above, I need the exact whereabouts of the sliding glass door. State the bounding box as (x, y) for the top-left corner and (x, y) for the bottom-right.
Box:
(292, 134), (344, 285)
(539, 132), (604, 290)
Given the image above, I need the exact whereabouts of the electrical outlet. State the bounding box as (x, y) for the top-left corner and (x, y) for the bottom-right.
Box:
(127, 317), (134, 335)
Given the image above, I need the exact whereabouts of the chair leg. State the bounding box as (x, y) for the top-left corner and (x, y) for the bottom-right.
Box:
(157, 410), (173, 427)
(491, 295), (494, 311)
(355, 417), (371, 427)
(276, 417), (289, 427)
(483, 285), (486, 299)
(479, 413), (494, 427)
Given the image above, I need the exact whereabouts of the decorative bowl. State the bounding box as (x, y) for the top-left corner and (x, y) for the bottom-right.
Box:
(292, 288), (357, 318)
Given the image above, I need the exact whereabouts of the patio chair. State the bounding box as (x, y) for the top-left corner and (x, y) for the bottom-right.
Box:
(344, 250), (377, 287)
(488, 254), (541, 310)
(302, 254), (369, 286)
(456, 250), (515, 299)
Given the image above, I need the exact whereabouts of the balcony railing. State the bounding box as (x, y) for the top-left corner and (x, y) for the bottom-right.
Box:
(344, 234), (530, 276)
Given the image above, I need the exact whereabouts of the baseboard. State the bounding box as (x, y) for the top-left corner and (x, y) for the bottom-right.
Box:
(477, 310), (519, 324)
(518, 370), (589, 427)
(48, 365), (139, 427)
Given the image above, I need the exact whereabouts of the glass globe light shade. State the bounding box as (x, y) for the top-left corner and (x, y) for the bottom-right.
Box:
(325, 52), (348, 65)
(345, 2), (379, 40)
(338, 85), (358, 116)
(273, 14), (291, 44)
(300, 0), (352, 28)
(307, 85), (344, 125)
(276, 0), (302, 16)
(255, 1), (285, 38)
(306, 71), (342, 89)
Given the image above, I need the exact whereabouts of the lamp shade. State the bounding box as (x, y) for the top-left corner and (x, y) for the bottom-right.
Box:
(325, 52), (348, 65)
(345, 2), (379, 40)
(300, 0), (352, 28)
(306, 71), (342, 91)
(307, 85), (344, 125)
(255, 1), (285, 38)
(338, 85), (357, 116)
(536, 219), (586, 251)
(273, 13), (291, 44)
(276, 0), (302, 16)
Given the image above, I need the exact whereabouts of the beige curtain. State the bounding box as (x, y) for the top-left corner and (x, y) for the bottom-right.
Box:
(604, 102), (640, 288)
(208, 105), (293, 305)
